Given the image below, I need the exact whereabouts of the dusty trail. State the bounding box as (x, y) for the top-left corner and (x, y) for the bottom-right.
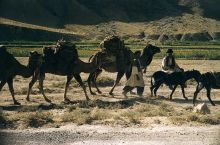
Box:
(1, 124), (220, 145)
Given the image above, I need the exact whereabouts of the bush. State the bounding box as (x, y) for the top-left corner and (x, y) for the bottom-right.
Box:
(61, 108), (92, 125)
(96, 77), (115, 87)
(22, 111), (53, 128)
(0, 109), (7, 128)
(170, 113), (220, 125)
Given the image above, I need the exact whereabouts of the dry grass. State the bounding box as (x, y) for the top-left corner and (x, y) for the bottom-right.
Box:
(0, 108), (7, 128)
(61, 108), (92, 125)
(21, 111), (53, 128)
(170, 113), (220, 125)
(96, 77), (115, 87)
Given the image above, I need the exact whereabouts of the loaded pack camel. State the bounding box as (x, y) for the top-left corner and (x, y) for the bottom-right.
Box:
(0, 45), (42, 105)
(193, 72), (220, 106)
(26, 40), (100, 103)
(88, 44), (161, 95)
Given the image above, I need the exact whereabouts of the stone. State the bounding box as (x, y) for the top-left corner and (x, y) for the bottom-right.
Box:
(193, 103), (210, 114)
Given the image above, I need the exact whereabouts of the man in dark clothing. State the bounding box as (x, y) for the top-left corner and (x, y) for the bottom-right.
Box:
(162, 48), (183, 73)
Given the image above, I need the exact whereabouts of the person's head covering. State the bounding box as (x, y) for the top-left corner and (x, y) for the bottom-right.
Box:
(166, 48), (173, 54)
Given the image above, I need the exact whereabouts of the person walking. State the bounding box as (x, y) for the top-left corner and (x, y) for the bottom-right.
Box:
(122, 51), (145, 97)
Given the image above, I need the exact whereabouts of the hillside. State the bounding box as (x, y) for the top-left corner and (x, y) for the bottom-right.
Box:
(0, 0), (220, 41)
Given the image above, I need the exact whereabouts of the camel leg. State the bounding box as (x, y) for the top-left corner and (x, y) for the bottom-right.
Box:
(193, 83), (204, 106)
(143, 67), (147, 73)
(206, 87), (215, 106)
(88, 69), (102, 95)
(39, 77), (51, 103)
(64, 75), (74, 102)
(0, 80), (6, 92)
(26, 74), (38, 101)
(181, 85), (188, 100)
(169, 85), (178, 100)
(109, 71), (124, 95)
(88, 72), (96, 95)
(92, 76), (102, 94)
(93, 69), (102, 94)
(7, 78), (20, 105)
(74, 74), (89, 101)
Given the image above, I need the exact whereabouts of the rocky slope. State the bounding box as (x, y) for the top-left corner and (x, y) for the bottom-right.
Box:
(0, 0), (220, 41)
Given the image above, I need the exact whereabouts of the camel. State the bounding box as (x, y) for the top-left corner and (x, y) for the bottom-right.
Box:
(26, 41), (100, 103)
(0, 45), (42, 105)
(88, 44), (161, 95)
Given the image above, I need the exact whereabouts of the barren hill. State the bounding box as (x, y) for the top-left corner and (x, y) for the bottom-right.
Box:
(0, 0), (220, 41)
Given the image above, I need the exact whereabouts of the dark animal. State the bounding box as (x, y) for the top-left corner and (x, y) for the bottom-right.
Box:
(150, 70), (201, 100)
(0, 45), (42, 105)
(88, 44), (161, 95)
(26, 40), (99, 103)
(193, 72), (220, 106)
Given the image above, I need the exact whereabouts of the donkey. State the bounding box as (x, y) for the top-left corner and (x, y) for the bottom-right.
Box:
(193, 72), (220, 106)
(150, 70), (201, 100)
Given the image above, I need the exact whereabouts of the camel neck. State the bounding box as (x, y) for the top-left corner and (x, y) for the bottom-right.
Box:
(15, 61), (33, 78)
(140, 54), (152, 67)
(76, 59), (97, 73)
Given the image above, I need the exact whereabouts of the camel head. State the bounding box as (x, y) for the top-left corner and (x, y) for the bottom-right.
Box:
(139, 44), (161, 67)
(142, 44), (161, 56)
(28, 51), (43, 71)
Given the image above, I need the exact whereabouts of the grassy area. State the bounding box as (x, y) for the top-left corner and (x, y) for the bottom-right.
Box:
(1, 41), (220, 59)
(1, 98), (220, 129)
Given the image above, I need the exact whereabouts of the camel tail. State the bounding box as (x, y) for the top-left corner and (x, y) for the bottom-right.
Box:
(88, 55), (94, 62)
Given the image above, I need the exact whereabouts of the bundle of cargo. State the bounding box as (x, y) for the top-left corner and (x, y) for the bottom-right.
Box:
(42, 40), (78, 72)
(99, 35), (130, 70)
(100, 35), (125, 54)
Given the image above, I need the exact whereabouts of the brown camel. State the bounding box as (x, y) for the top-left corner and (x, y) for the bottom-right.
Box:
(26, 41), (100, 103)
(88, 44), (161, 95)
(0, 45), (42, 105)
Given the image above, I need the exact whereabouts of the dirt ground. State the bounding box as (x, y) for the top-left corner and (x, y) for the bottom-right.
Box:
(0, 58), (220, 145)
(1, 124), (220, 145)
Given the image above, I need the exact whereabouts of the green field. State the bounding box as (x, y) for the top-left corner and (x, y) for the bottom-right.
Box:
(1, 41), (220, 60)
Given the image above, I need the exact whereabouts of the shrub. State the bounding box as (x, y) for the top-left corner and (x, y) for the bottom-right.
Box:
(0, 109), (7, 128)
(61, 108), (92, 125)
(22, 111), (53, 128)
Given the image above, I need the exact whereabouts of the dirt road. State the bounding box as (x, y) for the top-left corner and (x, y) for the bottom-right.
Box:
(1, 124), (220, 145)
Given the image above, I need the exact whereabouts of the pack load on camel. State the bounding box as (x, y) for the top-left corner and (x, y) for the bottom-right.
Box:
(99, 35), (130, 71)
(100, 35), (125, 53)
(42, 40), (78, 72)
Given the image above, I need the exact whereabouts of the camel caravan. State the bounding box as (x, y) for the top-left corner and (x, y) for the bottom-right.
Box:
(0, 36), (220, 106)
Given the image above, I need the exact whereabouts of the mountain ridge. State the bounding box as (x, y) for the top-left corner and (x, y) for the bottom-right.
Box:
(0, 0), (220, 41)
